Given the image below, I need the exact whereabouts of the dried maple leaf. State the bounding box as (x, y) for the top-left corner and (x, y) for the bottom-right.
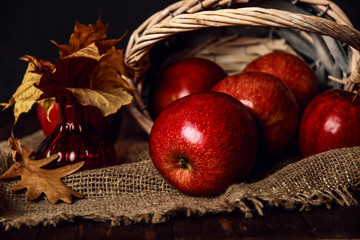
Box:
(37, 97), (56, 122)
(52, 18), (121, 58)
(68, 87), (133, 116)
(0, 56), (55, 124)
(0, 133), (84, 204)
(36, 56), (99, 98)
(1, 62), (43, 124)
(37, 44), (134, 116)
(20, 55), (55, 74)
(2, 19), (133, 125)
(67, 47), (134, 116)
(90, 48), (131, 90)
(69, 42), (103, 61)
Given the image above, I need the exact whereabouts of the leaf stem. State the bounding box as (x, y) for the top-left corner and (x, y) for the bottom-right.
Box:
(10, 128), (24, 163)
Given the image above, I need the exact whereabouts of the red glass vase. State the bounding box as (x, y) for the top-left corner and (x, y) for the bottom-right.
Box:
(35, 97), (116, 170)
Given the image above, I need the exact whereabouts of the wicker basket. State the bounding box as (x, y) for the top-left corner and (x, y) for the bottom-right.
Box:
(123, 0), (360, 135)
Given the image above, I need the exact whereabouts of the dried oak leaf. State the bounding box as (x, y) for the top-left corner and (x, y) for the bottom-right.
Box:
(0, 56), (54, 124)
(0, 134), (84, 204)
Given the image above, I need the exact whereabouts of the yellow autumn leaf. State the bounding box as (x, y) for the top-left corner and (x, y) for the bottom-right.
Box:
(3, 19), (132, 126)
(90, 47), (133, 91)
(67, 87), (133, 116)
(1, 62), (43, 124)
(37, 98), (56, 122)
(63, 45), (134, 116)
(67, 42), (103, 61)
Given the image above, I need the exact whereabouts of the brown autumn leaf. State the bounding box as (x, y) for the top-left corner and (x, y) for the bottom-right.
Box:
(2, 19), (132, 125)
(0, 133), (84, 204)
(36, 56), (99, 99)
(52, 18), (120, 58)
(36, 44), (133, 116)
(20, 55), (55, 74)
(66, 46), (134, 116)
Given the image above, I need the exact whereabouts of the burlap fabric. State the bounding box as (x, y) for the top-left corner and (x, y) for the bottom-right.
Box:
(1, 124), (360, 230)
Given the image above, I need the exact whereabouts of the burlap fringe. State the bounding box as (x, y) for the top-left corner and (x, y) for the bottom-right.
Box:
(1, 185), (357, 231)
(1, 133), (360, 230)
(223, 186), (359, 219)
(0, 185), (358, 230)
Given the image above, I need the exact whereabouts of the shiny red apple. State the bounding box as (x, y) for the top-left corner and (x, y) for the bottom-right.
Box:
(149, 92), (258, 196)
(212, 72), (299, 158)
(150, 57), (227, 117)
(299, 89), (360, 158)
(243, 51), (318, 112)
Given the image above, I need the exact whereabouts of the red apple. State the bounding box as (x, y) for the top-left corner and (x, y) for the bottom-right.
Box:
(149, 92), (258, 196)
(243, 51), (318, 112)
(37, 103), (121, 142)
(212, 72), (299, 158)
(299, 89), (360, 158)
(150, 57), (227, 117)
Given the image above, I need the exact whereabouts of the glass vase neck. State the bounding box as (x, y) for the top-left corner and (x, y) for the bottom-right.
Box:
(57, 97), (84, 130)
(35, 96), (116, 170)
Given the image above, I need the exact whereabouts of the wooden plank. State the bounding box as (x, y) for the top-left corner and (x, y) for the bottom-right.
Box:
(172, 213), (230, 239)
(36, 221), (79, 240)
(103, 222), (145, 240)
(142, 222), (174, 240)
(36, 220), (146, 240)
(1, 205), (360, 239)
(0, 225), (41, 240)
(170, 209), (313, 239)
(300, 204), (360, 239)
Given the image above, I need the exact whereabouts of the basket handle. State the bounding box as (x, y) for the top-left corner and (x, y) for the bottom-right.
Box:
(125, 0), (360, 78)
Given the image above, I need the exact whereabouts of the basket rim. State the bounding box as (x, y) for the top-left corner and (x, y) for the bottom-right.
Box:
(125, 0), (360, 69)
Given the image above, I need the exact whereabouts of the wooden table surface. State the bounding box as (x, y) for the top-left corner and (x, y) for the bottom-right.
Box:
(1, 109), (360, 240)
(1, 203), (360, 239)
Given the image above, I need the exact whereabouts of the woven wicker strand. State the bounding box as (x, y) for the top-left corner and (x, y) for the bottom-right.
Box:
(125, 7), (360, 71)
(124, 0), (360, 134)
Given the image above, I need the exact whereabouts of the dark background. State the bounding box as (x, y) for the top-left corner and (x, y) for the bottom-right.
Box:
(0, 0), (358, 103)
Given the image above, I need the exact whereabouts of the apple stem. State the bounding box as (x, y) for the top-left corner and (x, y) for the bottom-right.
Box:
(178, 157), (190, 170)
(352, 88), (360, 102)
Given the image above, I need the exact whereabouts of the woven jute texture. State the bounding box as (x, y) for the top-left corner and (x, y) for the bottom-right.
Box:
(1, 127), (360, 230)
